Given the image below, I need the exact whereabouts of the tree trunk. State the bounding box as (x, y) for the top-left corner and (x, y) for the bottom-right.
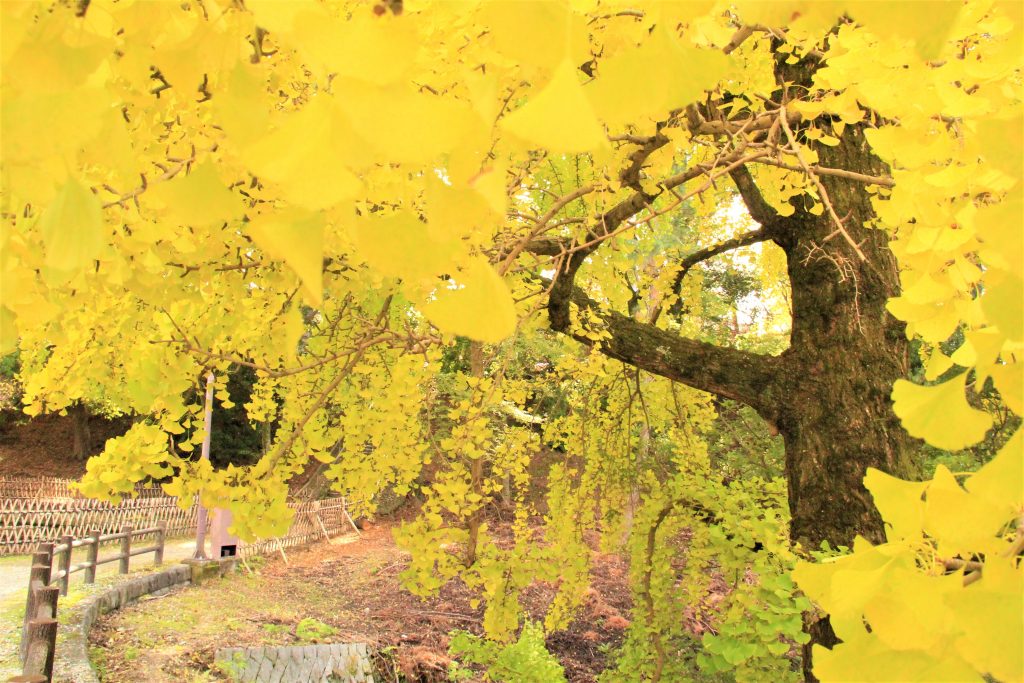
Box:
(769, 119), (915, 682)
(541, 47), (918, 681)
(70, 401), (91, 461)
(770, 122), (916, 551)
(546, 114), (915, 683)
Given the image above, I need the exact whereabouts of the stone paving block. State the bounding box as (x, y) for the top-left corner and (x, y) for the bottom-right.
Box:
(214, 643), (374, 682)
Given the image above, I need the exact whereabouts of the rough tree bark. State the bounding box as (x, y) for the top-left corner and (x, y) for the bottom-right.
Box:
(540, 51), (916, 682)
(70, 401), (91, 461)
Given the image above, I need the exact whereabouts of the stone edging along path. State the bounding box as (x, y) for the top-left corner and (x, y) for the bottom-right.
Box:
(55, 559), (235, 682)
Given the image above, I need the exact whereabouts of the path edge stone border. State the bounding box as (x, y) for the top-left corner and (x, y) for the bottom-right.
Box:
(56, 559), (236, 682)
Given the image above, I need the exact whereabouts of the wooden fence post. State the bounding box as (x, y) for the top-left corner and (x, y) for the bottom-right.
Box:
(119, 525), (132, 574)
(20, 584), (57, 678)
(154, 522), (166, 566)
(84, 529), (101, 584)
(21, 611), (57, 682)
(32, 584), (59, 619)
(57, 535), (72, 597)
(20, 548), (52, 664)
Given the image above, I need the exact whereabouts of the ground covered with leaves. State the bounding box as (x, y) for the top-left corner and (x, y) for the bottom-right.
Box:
(88, 520), (636, 682)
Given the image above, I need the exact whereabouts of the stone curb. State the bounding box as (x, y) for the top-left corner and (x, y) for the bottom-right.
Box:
(53, 560), (231, 683)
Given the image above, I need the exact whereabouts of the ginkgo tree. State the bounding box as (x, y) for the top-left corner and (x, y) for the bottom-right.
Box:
(1, 0), (1021, 681)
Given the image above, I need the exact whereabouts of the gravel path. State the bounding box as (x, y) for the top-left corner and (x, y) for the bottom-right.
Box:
(0, 562), (30, 603)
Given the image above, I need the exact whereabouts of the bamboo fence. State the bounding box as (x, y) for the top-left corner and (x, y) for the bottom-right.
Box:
(238, 499), (355, 558)
(0, 476), (354, 557)
(0, 477), (164, 499)
(0, 496), (196, 556)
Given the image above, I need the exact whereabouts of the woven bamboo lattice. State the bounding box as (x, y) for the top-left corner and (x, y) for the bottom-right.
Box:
(238, 499), (353, 558)
(1, 479), (353, 556)
(0, 476), (165, 499)
(0, 494), (199, 555)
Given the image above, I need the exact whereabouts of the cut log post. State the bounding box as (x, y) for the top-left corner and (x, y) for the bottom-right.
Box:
(20, 549), (52, 664)
(154, 522), (166, 566)
(57, 535), (72, 597)
(21, 586), (58, 680)
(84, 529), (101, 584)
(32, 585), (59, 621)
(119, 525), (132, 574)
(21, 617), (57, 682)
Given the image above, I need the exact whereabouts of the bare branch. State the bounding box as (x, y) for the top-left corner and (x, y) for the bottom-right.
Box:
(751, 157), (895, 188)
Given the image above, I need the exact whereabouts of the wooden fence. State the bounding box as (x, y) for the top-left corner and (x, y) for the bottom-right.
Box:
(10, 497), (355, 682)
(15, 526), (166, 682)
(0, 495), (196, 556)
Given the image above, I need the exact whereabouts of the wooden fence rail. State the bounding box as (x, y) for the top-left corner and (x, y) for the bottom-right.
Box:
(15, 525), (166, 681)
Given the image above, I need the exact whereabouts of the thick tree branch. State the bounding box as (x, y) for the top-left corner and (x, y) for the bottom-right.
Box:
(651, 225), (776, 326)
(729, 165), (779, 227)
(555, 285), (781, 417)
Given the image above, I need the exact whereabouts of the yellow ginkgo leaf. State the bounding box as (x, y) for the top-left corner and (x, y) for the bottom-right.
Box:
(924, 350), (955, 381)
(982, 270), (1024, 343)
(945, 558), (1024, 683)
(248, 209), (325, 306)
(813, 630), (982, 683)
(844, 1), (963, 59)
(242, 96), (364, 210)
(3, 14), (111, 94)
(964, 429), (1022, 512)
(292, 10), (418, 85)
(588, 27), (731, 127)
(148, 161), (244, 227)
(39, 176), (105, 274)
(863, 567), (960, 652)
(213, 64), (271, 146)
(420, 257), (516, 343)
(338, 82), (479, 166)
(352, 210), (463, 284)
(500, 61), (608, 155)
(0, 306), (17, 355)
(864, 468), (926, 541)
(924, 465), (1009, 556)
(478, 0), (585, 72)
(891, 373), (992, 450)
(424, 177), (502, 244)
(990, 363), (1022, 415)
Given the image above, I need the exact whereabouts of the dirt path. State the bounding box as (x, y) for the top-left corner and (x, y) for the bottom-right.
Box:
(88, 524), (633, 682)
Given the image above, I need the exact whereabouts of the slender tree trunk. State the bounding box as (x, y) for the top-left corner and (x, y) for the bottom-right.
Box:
(464, 341), (485, 567)
(70, 402), (91, 461)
